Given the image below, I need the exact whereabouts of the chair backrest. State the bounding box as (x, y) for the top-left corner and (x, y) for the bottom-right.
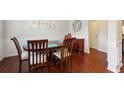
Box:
(11, 37), (22, 61)
(64, 38), (76, 51)
(27, 39), (48, 66)
(61, 38), (75, 60)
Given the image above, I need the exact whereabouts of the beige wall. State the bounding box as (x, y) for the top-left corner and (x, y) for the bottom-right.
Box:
(97, 20), (108, 52)
(107, 20), (122, 72)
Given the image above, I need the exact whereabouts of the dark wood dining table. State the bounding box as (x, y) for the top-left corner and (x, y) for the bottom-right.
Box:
(23, 40), (63, 51)
(22, 40), (63, 65)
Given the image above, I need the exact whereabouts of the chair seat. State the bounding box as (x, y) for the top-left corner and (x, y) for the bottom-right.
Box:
(21, 52), (28, 60)
(54, 51), (71, 59)
(54, 51), (61, 59)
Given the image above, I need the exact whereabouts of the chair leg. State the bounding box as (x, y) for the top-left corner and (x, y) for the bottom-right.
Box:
(70, 61), (72, 73)
(19, 67), (21, 73)
(19, 62), (21, 73)
(61, 62), (63, 73)
(45, 66), (48, 73)
(70, 58), (72, 73)
(29, 66), (31, 73)
(67, 58), (72, 73)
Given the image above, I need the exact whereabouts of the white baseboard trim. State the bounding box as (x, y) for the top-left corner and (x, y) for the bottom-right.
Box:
(84, 48), (90, 53)
(97, 48), (107, 53)
(0, 56), (4, 62)
(4, 52), (18, 58)
(107, 66), (118, 73)
(90, 48), (107, 53)
(84, 50), (90, 53)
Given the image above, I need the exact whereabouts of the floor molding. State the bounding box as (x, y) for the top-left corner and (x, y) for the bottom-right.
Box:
(0, 57), (4, 63)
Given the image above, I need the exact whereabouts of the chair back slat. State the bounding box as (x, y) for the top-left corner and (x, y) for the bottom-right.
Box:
(32, 43), (35, 65)
(42, 43), (44, 63)
(35, 43), (38, 64)
(39, 43), (41, 64)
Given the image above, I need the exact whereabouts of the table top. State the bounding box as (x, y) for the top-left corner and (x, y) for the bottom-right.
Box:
(23, 40), (63, 51)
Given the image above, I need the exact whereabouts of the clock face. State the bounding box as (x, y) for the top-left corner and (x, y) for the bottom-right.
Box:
(72, 20), (81, 32)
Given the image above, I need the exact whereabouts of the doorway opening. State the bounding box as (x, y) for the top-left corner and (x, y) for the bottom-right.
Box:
(88, 20), (108, 53)
(88, 20), (98, 51)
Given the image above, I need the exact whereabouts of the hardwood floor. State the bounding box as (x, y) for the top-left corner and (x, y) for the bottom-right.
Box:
(0, 48), (109, 73)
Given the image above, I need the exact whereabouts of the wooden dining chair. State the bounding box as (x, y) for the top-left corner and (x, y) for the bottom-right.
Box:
(54, 38), (75, 72)
(11, 37), (28, 73)
(27, 39), (49, 72)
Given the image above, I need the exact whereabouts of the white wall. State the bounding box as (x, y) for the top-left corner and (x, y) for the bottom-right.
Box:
(69, 20), (89, 53)
(4, 20), (69, 57)
(0, 21), (4, 61)
(107, 20), (122, 72)
(97, 21), (108, 52)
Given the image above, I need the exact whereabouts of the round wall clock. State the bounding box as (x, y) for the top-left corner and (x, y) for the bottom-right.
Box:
(72, 20), (81, 32)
